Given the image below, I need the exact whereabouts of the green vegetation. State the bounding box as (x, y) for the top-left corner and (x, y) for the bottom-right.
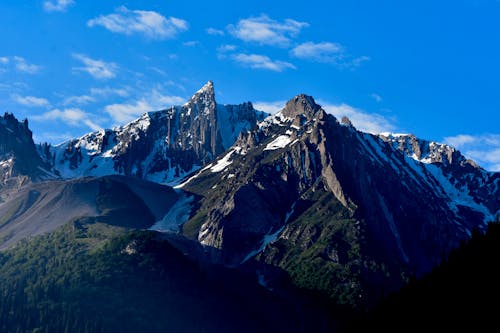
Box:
(181, 209), (206, 239)
(0, 219), (300, 333)
(260, 187), (364, 308)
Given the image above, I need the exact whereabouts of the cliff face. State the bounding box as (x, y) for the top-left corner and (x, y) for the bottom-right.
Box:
(49, 81), (266, 184)
(180, 94), (499, 307)
(0, 113), (55, 188)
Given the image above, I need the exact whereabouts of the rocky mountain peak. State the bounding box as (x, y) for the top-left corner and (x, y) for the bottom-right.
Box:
(188, 80), (215, 108)
(0, 113), (54, 187)
(282, 94), (321, 119)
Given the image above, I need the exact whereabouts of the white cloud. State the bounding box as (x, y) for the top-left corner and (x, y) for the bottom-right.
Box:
(206, 27), (225, 36)
(35, 132), (75, 144)
(33, 108), (101, 131)
(217, 44), (237, 53)
(443, 134), (477, 148)
(0, 57), (9, 64)
(72, 54), (117, 80)
(87, 6), (188, 40)
(43, 0), (74, 12)
(255, 99), (396, 134)
(89, 86), (129, 97)
(232, 53), (295, 72)
(183, 41), (199, 47)
(319, 101), (396, 134)
(291, 42), (344, 62)
(291, 42), (370, 69)
(105, 89), (185, 124)
(13, 56), (42, 74)
(253, 100), (286, 114)
(148, 67), (167, 76)
(371, 93), (382, 102)
(444, 134), (500, 171)
(11, 94), (50, 108)
(228, 14), (308, 47)
(63, 94), (95, 106)
(62, 86), (129, 106)
(349, 56), (371, 69)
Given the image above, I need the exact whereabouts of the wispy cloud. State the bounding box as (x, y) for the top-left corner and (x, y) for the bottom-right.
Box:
(206, 27), (225, 36)
(228, 14), (308, 47)
(61, 86), (130, 106)
(62, 94), (95, 106)
(232, 53), (295, 72)
(43, 0), (74, 12)
(291, 41), (370, 69)
(72, 53), (117, 80)
(13, 56), (42, 74)
(291, 42), (344, 62)
(371, 93), (382, 102)
(183, 41), (200, 47)
(11, 94), (50, 108)
(105, 89), (185, 124)
(0, 56), (41, 74)
(319, 101), (396, 134)
(444, 134), (500, 171)
(33, 108), (101, 131)
(147, 67), (167, 76)
(35, 131), (75, 144)
(217, 44), (237, 53)
(87, 6), (188, 40)
(255, 99), (396, 134)
(253, 100), (287, 114)
(89, 86), (129, 97)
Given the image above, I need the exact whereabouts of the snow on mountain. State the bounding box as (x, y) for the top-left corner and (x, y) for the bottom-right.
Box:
(179, 93), (499, 307)
(47, 82), (266, 184)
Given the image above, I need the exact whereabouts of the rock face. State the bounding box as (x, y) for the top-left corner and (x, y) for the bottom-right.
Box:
(1, 85), (498, 310)
(0, 113), (55, 189)
(180, 94), (499, 307)
(48, 81), (266, 184)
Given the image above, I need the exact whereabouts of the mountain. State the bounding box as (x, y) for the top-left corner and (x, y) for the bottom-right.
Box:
(0, 113), (56, 189)
(48, 81), (266, 184)
(1, 84), (499, 329)
(179, 94), (499, 307)
(0, 174), (179, 249)
(0, 215), (339, 333)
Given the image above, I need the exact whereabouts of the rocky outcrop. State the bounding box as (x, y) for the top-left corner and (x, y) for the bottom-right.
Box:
(180, 94), (499, 307)
(0, 113), (55, 188)
(48, 82), (266, 183)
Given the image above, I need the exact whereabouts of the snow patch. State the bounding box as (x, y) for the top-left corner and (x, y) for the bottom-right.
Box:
(241, 225), (286, 264)
(211, 150), (235, 173)
(149, 193), (194, 232)
(264, 135), (291, 151)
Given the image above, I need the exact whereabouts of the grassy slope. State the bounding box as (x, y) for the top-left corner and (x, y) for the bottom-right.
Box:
(0, 219), (301, 333)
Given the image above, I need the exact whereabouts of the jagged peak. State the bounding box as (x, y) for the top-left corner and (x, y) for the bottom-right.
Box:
(281, 94), (322, 119)
(189, 80), (215, 101)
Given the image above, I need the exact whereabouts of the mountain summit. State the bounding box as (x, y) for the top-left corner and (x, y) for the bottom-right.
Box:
(0, 84), (498, 312)
(46, 82), (266, 184)
(0, 113), (55, 188)
(179, 97), (499, 306)
(281, 94), (322, 119)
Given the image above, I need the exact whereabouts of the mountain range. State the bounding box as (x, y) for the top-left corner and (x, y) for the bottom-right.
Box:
(0, 81), (498, 330)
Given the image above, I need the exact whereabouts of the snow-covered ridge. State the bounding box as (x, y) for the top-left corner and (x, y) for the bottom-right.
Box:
(367, 131), (498, 222)
(46, 82), (265, 185)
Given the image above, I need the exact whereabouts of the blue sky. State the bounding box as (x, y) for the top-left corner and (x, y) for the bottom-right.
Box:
(0, 0), (499, 171)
